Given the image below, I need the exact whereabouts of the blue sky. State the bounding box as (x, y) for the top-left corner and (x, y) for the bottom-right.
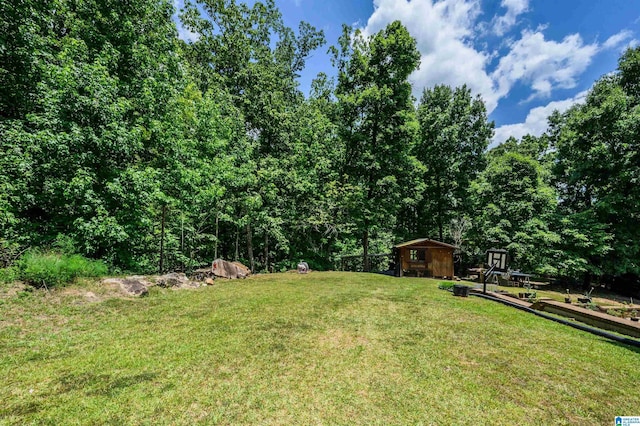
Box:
(176, 0), (639, 146)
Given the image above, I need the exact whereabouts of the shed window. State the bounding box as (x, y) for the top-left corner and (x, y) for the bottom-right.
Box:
(409, 249), (425, 261)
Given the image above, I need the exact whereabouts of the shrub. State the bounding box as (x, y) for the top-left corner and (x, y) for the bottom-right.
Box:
(0, 267), (18, 284)
(438, 281), (455, 291)
(52, 234), (77, 255)
(18, 250), (108, 288)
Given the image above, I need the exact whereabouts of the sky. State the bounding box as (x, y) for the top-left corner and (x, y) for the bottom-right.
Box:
(175, 0), (640, 147)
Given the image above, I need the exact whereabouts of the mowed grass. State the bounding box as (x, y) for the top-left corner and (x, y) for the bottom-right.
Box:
(1, 272), (639, 425)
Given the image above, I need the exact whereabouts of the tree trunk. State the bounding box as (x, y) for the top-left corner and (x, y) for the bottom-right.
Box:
(363, 229), (369, 272)
(264, 231), (269, 273)
(159, 204), (166, 274)
(436, 177), (444, 241)
(583, 271), (592, 290)
(189, 231), (194, 273)
(235, 227), (239, 261)
(181, 212), (185, 272)
(247, 223), (254, 273)
(214, 213), (219, 260)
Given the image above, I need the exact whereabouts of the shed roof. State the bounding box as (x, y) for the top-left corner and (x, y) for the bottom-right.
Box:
(394, 238), (457, 249)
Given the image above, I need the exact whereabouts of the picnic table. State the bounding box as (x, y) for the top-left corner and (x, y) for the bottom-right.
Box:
(529, 281), (550, 289)
(510, 271), (533, 286)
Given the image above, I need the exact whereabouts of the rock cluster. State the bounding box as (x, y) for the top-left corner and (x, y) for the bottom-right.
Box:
(102, 273), (199, 297)
(156, 272), (200, 289)
(101, 260), (251, 297)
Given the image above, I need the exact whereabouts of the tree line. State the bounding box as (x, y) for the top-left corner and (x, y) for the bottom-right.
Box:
(2, 0), (640, 292)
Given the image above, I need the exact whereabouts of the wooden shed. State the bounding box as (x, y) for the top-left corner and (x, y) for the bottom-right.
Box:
(394, 238), (456, 278)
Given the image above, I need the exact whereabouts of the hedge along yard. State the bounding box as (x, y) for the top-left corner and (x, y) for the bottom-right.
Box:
(1, 272), (639, 425)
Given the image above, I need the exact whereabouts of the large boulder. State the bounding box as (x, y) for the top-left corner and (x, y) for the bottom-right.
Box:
(232, 261), (251, 278)
(156, 272), (200, 289)
(121, 278), (149, 296)
(212, 259), (251, 279)
(103, 276), (151, 297)
(191, 267), (215, 283)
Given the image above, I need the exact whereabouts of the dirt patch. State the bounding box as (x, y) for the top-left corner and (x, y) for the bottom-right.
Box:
(0, 281), (29, 299)
(55, 287), (108, 304)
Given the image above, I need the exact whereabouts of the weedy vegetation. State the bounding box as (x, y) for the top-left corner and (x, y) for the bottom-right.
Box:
(6, 250), (108, 289)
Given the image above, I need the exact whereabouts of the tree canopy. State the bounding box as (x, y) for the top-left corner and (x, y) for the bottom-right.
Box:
(332, 21), (420, 271)
(2, 1), (640, 293)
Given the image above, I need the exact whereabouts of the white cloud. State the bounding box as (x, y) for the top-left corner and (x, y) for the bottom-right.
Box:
(491, 90), (588, 147)
(361, 0), (499, 112)
(602, 30), (633, 50)
(491, 30), (598, 102)
(493, 28), (634, 103)
(493, 0), (528, 36)
(359, 0), (632, 116)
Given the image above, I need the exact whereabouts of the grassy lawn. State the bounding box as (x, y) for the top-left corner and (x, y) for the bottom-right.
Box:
(1, 272), (639, 425)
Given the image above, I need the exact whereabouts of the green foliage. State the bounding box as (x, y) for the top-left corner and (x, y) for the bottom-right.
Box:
(17, 250), (108, 288)
(0, 267), (18, 284)
(411, 85), (494, 241)
(470, 152), (559, 274)
(549, 46), (640, 284)
(332, 21), (420, 270)
(437, 281), (455, 291)
(177, 0), (331, 273)
(2, 0), (640, 288)
(0, 0), (188, 269)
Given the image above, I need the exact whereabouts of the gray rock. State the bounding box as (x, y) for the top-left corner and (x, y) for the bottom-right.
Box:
(212, 259), (251, 279)
(102, 273), (199, 296)
(178, 280), (201, 289)
(102, 277), (152, 297)
(156, 272), (200, 289)
(120, 278), (149, 297)
(191, 267), (215, 282)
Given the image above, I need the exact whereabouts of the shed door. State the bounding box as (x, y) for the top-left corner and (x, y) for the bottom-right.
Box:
(430, 249), (452, 277)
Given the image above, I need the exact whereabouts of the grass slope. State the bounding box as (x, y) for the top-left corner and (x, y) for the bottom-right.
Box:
(1, 272), (639, 425)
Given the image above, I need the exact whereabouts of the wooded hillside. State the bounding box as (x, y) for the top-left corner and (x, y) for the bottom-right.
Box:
(2, 0), (640, 291)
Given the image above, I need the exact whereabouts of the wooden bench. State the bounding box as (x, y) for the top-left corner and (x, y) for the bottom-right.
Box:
(529, 281), (550, 290)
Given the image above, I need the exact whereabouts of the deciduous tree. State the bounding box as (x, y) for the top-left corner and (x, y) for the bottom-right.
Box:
(332, 21), (420, 271)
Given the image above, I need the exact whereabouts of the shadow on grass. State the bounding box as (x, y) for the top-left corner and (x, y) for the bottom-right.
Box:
(57, 371), (158, 397)
(24, 349), (72, 363)
(0, 401), (41, 417)
(604, 338), (640, 354)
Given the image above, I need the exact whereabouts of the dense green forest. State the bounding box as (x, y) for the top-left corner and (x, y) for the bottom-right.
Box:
(1, 0), (640, 292)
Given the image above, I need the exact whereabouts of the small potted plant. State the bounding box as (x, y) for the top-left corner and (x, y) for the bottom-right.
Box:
(564, 289), (572, 304)
(519, 283), (533, 299)
(631, 310), (639, 322)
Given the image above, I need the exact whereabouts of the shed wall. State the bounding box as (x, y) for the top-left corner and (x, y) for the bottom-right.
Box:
(398, 245), (454, 278)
